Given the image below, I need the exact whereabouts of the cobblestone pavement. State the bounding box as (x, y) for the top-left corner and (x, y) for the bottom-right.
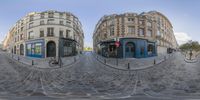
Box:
(0, 50), (200, 100)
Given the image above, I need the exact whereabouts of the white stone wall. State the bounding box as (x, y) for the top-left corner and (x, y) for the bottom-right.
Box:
(157, 46), (167, 55)
(5, 10), (84, 58)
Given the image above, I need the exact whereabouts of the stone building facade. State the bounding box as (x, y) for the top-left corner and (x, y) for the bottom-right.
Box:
(3, 10), (84, 58)
(93, 11), (178, 58)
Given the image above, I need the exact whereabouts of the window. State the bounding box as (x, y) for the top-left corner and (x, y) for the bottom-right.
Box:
(147, 30), (152, 37)
(28, 31), (34, 39)
(40, 30), (44, 37)
(157, 30), (161, 36)
(110, 19), (115, 25)
(139, 20), (144, 25)
(59, 30), (64, 37)
(40, 13), (45, 19)
(48, 12), (54, 18)
(66, 30), (70, 38)
(60, 20), (64, 25)
(20, 34), (23, 40)
(157, 40), (160, 45)
(147, 22), (152, 28)
(21, 27), (24, 32)
(104, 34), (107, 38)
(59, 13), (63, 18)
(66, 14), (70, 20)
(148, 44), (154, 55)
(128, 18), (134, 22)
(40, 20), (45, 25)
(66, 21), (71, 25)
(110, 26), (114, 36)
(47, 19), (54, 24)
(29, 15), (34, 21)
(29, 22), (34, 28)
(140, 47), (144, 56)
(63, 41), (73, 56)
(47, 28), (54, 37)
(139, 28), (144, 36)
(35, 43), (42, 55)
(128, 26), (134, 34)
(27, 44), (32, 55)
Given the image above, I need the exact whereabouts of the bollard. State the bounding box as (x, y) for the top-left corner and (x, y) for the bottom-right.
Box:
(116, 58), (118, 66)
(18, 56), (20, 61)
(127, 63), (130, 70)
(104, 59), (106, 64)
(154, 59), (156, 64)
(74, 57), (76, 62)
(32, 60), (34, 66)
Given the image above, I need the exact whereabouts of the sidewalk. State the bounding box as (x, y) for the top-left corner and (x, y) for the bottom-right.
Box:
(94, 53), (173, 70)
(4, 53), (80, 68)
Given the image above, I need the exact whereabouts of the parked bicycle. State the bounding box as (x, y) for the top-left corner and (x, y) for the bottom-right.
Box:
(49, 57), (59, 67)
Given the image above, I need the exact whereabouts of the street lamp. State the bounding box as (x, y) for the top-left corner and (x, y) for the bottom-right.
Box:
(189, 40), (193, 60)
(115, 41), (120, 66)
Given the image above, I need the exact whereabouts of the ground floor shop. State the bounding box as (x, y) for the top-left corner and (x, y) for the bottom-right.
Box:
(98, 38), (157, 58)
(11, 38), (79, 58)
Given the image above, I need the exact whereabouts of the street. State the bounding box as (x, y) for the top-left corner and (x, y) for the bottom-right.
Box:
(0, 51), (200, 100)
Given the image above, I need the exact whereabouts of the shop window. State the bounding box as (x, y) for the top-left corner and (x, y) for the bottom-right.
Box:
(35, 43), (42, 55)
(27, 44), (31, 55)
(140, 47), (144, 56)
(63, 41), (73, 56)
(148, 44), (154, 55)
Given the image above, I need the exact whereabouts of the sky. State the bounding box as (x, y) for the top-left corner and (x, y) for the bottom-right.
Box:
(0, 0), (200, 47)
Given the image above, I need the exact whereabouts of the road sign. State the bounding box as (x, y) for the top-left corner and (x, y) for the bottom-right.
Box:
(115, 41), (120, 47)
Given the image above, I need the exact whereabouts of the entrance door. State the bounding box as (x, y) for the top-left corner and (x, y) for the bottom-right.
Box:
(20, 44), (24, 55)
(125, 42), (135, 58)
(47, 41), (56, 57)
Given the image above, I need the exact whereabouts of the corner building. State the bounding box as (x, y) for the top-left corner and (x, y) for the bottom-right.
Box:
(3, 10), (84, 58)
(93, 11), (178, 58)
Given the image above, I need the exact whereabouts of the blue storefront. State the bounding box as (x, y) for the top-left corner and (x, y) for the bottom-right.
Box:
(119, 38), (157, 58)
(25, 39), (45, 58)
(99, 38), (157, 58)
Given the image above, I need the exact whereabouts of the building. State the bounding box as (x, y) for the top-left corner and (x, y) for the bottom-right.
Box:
(93, 11), (178, 58)
(3, 10), (84, 58)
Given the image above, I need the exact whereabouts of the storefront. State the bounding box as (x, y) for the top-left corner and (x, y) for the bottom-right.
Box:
(99, 38), (157, 58)
(99, 40), (118, 58)
(26, 39), (45, 58)
(59, 38), (77, 57)
(120, 38), (157, 58)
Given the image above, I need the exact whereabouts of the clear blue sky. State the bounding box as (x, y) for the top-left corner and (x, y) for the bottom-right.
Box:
(0, 0), (200, 47)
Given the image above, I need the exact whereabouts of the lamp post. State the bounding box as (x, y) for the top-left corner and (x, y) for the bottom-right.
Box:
(189, 40), (193, 60)
(115, 40), (120, 66)
(58, 38), (62, 67)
